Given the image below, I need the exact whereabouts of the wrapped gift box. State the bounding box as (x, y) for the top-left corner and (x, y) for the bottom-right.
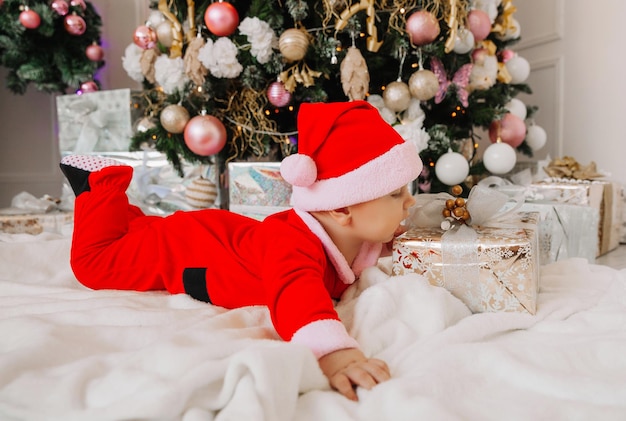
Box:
(228, 162), (291, 220)
(529, 179), (623, 256)
(503, 202), (599, 264)
(0, 210), (73, 235)
(56, 89), (133, 154)
(392, 212), (540, 314)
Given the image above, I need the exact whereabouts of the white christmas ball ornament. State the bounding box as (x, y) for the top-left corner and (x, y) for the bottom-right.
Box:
(483, 142), (517, 174)
(506, 55), (530, 84)
(453, 28), (475, 55)
(505, 98), (527, 120)
(435, 150), (470, 186)
(525, 124), (547, 151)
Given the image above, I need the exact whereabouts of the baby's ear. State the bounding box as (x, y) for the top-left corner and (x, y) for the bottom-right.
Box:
(327, 207), (352, 225)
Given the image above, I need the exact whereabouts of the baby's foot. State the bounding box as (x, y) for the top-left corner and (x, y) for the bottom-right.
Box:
(59, 155), (125, 196)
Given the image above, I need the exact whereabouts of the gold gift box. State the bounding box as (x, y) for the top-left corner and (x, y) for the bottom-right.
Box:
(392, 212), (540, 314)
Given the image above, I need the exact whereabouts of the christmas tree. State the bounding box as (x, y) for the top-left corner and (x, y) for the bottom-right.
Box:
(124, 0), (546, 192)
(0, 0), (104, 94)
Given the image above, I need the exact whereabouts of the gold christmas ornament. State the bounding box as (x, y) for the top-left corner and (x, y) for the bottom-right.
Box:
(185, 176), (218, 208)
(340, 47), (370, 101)
(408, 68), (439, 101)
(160, 104), (190, 134)
(155, 21), (174, 48)
(383, 80), (411, 112)
(278, 28), (310, 62)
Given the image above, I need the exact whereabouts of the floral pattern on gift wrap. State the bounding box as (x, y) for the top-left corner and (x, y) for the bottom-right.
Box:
(392, 214), (539, 314)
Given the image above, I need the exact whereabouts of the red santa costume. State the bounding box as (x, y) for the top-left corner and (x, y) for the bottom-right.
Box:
(60, 100), (422, 359)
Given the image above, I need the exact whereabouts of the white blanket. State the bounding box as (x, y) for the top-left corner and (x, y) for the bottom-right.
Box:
(1, 232), (626, 421)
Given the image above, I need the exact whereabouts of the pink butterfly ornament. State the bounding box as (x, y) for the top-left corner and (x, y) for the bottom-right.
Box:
(430, 57), (473, 107)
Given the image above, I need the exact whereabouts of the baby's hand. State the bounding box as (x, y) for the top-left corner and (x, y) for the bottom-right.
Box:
(318, 348), (390, 401)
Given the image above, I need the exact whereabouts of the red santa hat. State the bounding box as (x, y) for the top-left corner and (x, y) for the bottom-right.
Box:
(280, 100), (423, 211)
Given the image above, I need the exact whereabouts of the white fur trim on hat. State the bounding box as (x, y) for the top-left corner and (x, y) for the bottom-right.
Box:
(289, 140), (422, 211)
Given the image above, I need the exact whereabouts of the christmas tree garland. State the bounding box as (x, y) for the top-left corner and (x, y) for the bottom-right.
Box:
(0, 0), (104, 94)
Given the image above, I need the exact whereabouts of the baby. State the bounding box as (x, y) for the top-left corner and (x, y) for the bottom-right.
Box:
(59, 100), (423, 400)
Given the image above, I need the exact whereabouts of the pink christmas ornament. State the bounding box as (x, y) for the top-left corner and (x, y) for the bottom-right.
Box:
(19, 9), (41, 29)
(467, 9), (491, 42)
(488, 113), (526, 147)
(79, 81), (98, 93)
(204, 2), (239, 37)
(51, 0), (69, 16)
(85, 44), (104, 61)
(70, 0), (86, 10)
(133, 25), (157, 50)
(405, 11), (440, 46)
(184, 115), (227, 156)
(64, 13), (86, 36)
(267, 81), (292, 107)
(499, 49), (515, 63)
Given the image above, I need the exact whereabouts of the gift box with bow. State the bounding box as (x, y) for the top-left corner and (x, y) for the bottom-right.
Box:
(56, 89), (133, 154)
(393, 185), (540, 314)
(527, 157), (623, 257)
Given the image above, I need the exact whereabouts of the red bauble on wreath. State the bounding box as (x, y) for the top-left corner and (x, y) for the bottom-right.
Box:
(184, 114), (227, 156)
(19, 8), (41, 29)
(64, 13), (87, 36)
(51, 0), (69, 16)
(86, 43), (104, 61)
(204, 1), (239, 37)
(79, 80), (98, 93)
(70, 0), (86, 10)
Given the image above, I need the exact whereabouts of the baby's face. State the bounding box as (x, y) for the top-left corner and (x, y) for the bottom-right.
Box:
(348, 185), (416, 243)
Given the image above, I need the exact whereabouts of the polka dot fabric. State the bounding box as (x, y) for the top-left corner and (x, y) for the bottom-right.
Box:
(61, 155), (124, 172)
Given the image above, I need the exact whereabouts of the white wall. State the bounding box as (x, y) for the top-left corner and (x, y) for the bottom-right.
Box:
(0, 1), (624, 207)
(514, 0), (626, 184)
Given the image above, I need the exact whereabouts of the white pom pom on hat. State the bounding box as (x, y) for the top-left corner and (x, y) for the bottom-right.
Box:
(280, 154), (317, 187)
(280, 100), (423, 211)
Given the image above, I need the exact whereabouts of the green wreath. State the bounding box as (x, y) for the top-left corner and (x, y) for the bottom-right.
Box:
(0, 0), (104, 94)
